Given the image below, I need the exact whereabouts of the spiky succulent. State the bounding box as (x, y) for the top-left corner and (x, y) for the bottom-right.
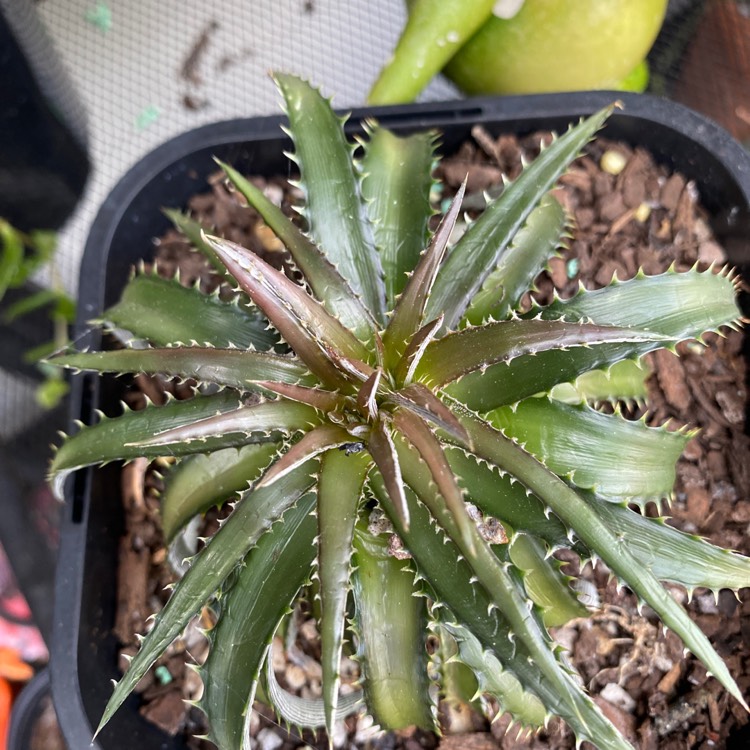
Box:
(50, 75), (749, 750)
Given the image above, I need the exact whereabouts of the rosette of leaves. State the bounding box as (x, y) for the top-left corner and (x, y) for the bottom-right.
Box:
(49, 74), (749, 750)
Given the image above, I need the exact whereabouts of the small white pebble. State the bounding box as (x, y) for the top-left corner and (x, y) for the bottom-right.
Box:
(257, 727), (284, 750)
(285, 663), (307, 690)
(601, 682), (636, 713)
(653, 655), (674, 673)
(332, 720), (348, 748)
(263, 184), (284, 207)
(696, 592), (719, 614)
(600, 150), (628, 176)
(493, 0), (525, 18)
(572, 578), (601, 609)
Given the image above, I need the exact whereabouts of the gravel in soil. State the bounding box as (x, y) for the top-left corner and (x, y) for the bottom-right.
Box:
(107, 127), (750, 749)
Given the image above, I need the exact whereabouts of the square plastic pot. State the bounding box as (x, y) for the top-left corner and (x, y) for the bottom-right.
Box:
(51, 91), (750, 750)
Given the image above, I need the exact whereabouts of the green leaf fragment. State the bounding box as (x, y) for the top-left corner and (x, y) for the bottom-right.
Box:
(161, 442), (282, 542)
(102, 273), (277, 350)
(360, 126), (436, 307)
(352, 524), (434, 730)
(164, 208), (236, 280)
(427, 105), (613, 329)
(508, 534), (587, 627)
(583, 493), (750, 592)
(0, 219), (25, 298)
(549, 359), (649, 405)
(488, 396), (688, 501)
(442, 622), (547, 729)
(463, 193), (567, 325)
(275, 73), (386, 323)
(317, 449), (371, 735)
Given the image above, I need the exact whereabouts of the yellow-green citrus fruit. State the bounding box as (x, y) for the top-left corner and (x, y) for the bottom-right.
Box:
(443, 0), (668, 94)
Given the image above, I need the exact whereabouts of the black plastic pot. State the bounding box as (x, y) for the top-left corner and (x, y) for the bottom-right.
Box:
(7, 669), (51, 750)
(52, 92), (750, 749)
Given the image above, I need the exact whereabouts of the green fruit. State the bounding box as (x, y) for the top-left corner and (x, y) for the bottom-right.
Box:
(444, 0), (668, 95)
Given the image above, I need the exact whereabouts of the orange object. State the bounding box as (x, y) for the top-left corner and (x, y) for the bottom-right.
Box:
(0, 648), (33, 683)
(0, 676), (11, 750)
(0, 649), (34, 750)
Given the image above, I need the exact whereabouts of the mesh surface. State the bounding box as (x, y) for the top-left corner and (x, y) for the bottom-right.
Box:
(35, 0), (458, 296)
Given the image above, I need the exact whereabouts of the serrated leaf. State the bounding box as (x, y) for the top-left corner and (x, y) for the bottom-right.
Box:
(97, 461), (318, 737)
(164, 208), (235, 280)
(443, 622), (547, 729)
(445, 447), (574, 550)
(488, 396), (688, 502)
(129, 399), (320, 448)
(254, 381), (348, 412)
(393, 315), (443, 387)
(201, 494), (317, 750)
(416, 318), (669, 388)
(450, 268), (741, 412)
(317, 449), (371, 735)
(463, 193), (567, 325)
(275, 73), (386, 323)
(50, 392), (246, 499)
(264, 652), (364, 730)
(460, 409), (748, 710)
(383, 180), (465, 367)
(204, 234), (370, 385)
(508, 535), (587, 627)
(360, 126), (436, 307)
(368, 417), (409, 529)
(218, 160), (378, 343)
(161, 442), (282, 542)
(352, 524), (434, 730)
(426, 106), (614, 329)
(370, 473), (633, 750)
(395, 441), (586, 720)
(393, 409), (475, 551)
(583, 493), (750, 592)
(257, 424), (352, 488)
(538, 267), (740, 336)
(101, 273), (277, 350)
(549, 359), (649, 405)
(387, 382), (468, 443)
(50, 348), (314, 391)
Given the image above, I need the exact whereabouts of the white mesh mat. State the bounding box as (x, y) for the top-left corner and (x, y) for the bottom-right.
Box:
(36, 0), (459, 295)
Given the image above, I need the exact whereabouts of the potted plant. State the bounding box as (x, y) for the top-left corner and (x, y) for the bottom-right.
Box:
(50, 76), (750, 750)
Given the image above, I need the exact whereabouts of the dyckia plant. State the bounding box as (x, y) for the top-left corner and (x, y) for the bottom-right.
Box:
(50, 74), (749, 750)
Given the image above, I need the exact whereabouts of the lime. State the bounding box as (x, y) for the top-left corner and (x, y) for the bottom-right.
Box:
(444, 0), (667, 94)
